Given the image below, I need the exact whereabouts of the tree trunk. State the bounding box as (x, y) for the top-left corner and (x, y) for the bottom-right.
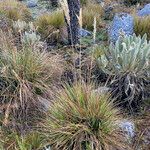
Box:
(66, 0), (80, 46)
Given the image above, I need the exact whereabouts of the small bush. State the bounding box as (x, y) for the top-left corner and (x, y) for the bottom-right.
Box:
(134, 15), (150, 40)
(82, 3), (104, 31)
(0, 0), (32, 22)
(44, 82), (129, 150)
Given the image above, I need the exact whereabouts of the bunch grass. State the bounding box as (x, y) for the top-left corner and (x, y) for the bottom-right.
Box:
(43, 82), (129, 150)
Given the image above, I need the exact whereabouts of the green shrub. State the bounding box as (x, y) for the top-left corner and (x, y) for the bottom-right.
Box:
(97, 34), (150, 112)
(0, 0), (32, 22)
(134, 15), (150, 40)
(43, 82), (129, 150)
(0, 28), (64, 131)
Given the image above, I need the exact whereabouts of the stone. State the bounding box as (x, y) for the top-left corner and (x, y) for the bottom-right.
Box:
(79, 28), (91, 37)
(27, 0), (38, 8)
(109, 13), (134, 42)
(138, 3), (150, 16)
(118, 120), (135, 141)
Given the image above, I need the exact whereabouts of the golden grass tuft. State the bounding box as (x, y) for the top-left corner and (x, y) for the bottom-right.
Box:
(82, 3), (104, 31)
(35, 10), (65, 39)
(0, 0), (32, 22)
(134, 15), (150, 40)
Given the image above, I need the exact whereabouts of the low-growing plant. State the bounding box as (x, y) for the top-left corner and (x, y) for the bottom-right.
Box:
(134, 15), (150, 40)
(0, 29), (64, 131)
(43, 82), (130, 150)
(0, 0), (32, 22)
(97, 34), (150, 112)
(82, 3), (104, 31)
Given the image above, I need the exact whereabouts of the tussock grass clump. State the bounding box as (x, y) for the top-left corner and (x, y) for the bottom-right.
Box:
(36, 10), (65, 39)
(0, 30), (64, 131)
(83, 3), (104, 31)
(44, 82), (129, 150)
(134, 15), (150, 40)
(0, 0), (32, 22)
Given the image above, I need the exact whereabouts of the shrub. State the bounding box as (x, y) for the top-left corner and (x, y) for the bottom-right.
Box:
(43, 82), (129, 150)
(134, 15), (150, 40)
(0, 0), (32, 22)
(0, 29), (64, 131)
(97, 34), (150, 112)
(82, 3), (104, 31)
(36, 10), (65, 39)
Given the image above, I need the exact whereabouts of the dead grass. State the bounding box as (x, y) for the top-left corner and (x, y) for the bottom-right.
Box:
(133, 112), (150, 150)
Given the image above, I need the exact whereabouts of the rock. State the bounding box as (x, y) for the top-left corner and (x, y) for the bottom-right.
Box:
(27, 0), (38, 8)
(138, 3), (150, 16)
(118, 120), (135, 141)
(109, 13), (134, 42)
(79, 28), (91, 37)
